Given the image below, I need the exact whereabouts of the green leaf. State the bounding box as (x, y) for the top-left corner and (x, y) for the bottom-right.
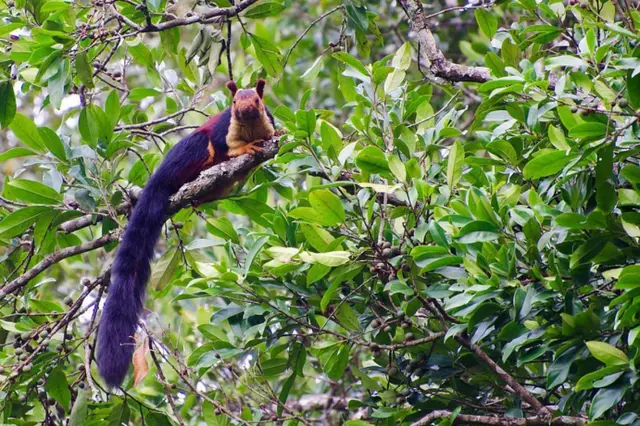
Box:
(45, 368), (71, 411)
(244, 236), (270, 276)
(501, 38), (521, 67)
(545, 55), (586, 69)
(107, 401), (130, 426)
(475, 8), (498, 39)
(308, 189), (345, 226)
(150, 248), (181, 291)
(523, 150), (576, 179)
(301, 251), (351, 267)
(628, 70), (640, 109)
(586, 341), (629, 366)
(355, 146), (390, 174)
(447, 141), (464, 191)
(0, 206), (50, 238)
(320, 121), (343, 154)
(250, 34), (282, 77)
(203, 400), (230, 425)
(3, 179), (62, 205)
(289, 207), (328, 225)
(336, 304), (360, 331)
(589, 384), (627, 420)
(68, 386), (88, 426)
(243, 1), (285, 18)
(321, 278), (342, 312)
(383, 69), (405, 93)
(576, 365), (626, 391)
(391, 42), (412, 70)
(389, 281), (414, 296)
(557, 105), (579, 130)
(548, 125), (569, 150)
(344, 0), (368, 32)
(105, 91), (121, 128)
(300, 224), (334, 252)
(332, 51), (369, 77)
(79, 105), (113, 148)
(128, 87), (161, 101)
(277, 373), (296, 416)
(569, 122), (608, 140)
(301, 56), (323, 81)
(456, 220), (501, 244)
(307, 263), (331, 285)
(206, 217), (239, 243)
(547, 347), (580, 388)
(570, 237), (607, 268)
(296, 109), (316, 136)
(388, 155), (406, 182)
(478, 77), (524, 92)
(129, 41), (154, 68)
(273, 105), (295, 123)
(326, 344), (350, 380)
(484, 52), (505, 77)
(261, 357), (289, 377)
(0, 147), (37, 162)
(9, 113), (46, 152)
(38, 127), (67, 161)
(0, 80), (17, 128)
(75, 52), (94, 88)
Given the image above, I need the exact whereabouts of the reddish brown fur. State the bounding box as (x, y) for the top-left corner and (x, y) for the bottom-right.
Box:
(226, 79), (275, 157)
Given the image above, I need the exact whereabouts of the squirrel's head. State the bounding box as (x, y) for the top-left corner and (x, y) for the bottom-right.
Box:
(226, 79), (266, 121)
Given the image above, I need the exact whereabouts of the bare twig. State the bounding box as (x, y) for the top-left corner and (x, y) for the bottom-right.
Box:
(282, 4), (343, 71)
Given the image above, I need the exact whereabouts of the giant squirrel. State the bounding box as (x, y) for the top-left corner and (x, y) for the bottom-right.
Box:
(97, 79), (276, 388)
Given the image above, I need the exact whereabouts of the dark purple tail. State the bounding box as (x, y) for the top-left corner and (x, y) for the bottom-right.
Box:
(95, 124), (217, 388)
(97, 177), (173, 388)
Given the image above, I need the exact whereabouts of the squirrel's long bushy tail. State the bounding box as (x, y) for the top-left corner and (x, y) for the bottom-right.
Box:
(96, 176), (173, 388)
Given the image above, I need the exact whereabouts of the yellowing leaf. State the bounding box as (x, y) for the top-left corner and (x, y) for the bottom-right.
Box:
(586, 341), (629, 366)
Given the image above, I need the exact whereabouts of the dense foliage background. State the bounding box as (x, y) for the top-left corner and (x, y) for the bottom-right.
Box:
(2, 0), (640, 424)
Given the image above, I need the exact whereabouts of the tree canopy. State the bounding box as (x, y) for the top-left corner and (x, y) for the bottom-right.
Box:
(1, 0), (640, 425)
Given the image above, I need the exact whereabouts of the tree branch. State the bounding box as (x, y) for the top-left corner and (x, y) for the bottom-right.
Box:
(418, 298), (550, 417)
(398, 0), (490, 83)
(456, 335), (551, 416)
(114, 0), (261, 32)
(5, 137), (282, 297)
(0, 232), (120, 297)
(411, 410), (586, 426)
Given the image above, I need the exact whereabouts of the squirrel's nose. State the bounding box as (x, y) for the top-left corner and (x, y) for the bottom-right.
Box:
(239, 108), (260, 120)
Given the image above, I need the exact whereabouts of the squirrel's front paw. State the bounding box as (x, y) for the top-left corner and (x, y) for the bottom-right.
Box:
(228, 141), (264, 157)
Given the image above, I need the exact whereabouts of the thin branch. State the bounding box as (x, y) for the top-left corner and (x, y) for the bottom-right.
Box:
(398, 0), (490, 83)
(0, 232), (120, 297)
(411, 410), (587, 426)
(282, 4), (343, 71)
(113, 0), (260, 32)
(148, 338), (187, 426)
(226, 17), (233, 81)
(115, 107), (196, 130)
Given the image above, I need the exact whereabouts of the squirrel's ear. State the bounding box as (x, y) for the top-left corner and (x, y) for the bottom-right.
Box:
(256, 78), (266, 98)
(226, 81), (238, 96)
